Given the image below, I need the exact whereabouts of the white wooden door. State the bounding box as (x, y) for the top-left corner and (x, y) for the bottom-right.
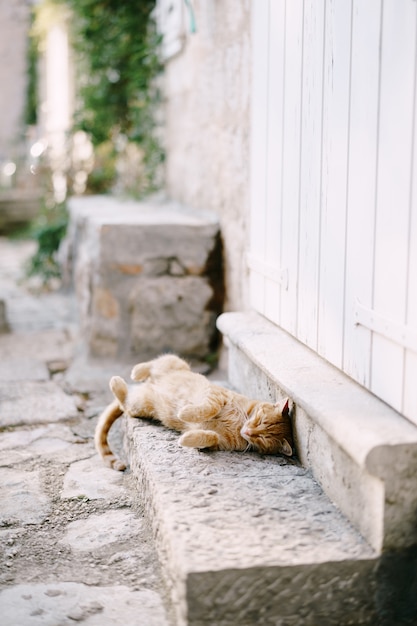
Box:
(250, 0), (417, 425)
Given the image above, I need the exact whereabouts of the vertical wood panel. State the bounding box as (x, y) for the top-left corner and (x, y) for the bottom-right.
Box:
(318, 0), (352, 368)
(264, 0), (286, 325)
(279, 0), (304, 335)
(371, 0), (417, 408)
(249, 0), (417, 423)
(403, 9), (417, 424)
(249, 0), (270, 314)
(343, 0), (381, 386)
(297, 0), (325, 350)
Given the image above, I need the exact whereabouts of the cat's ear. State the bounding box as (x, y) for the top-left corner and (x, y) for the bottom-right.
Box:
(110, 376), (128, 405)
(278, 437), (293, 456)
(276, 399), (290, 416)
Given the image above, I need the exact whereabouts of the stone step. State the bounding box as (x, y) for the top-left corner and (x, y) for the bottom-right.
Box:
(123, 416), (384, 626)
(64, 195), (223, 360)
(217, 312), (417, 555)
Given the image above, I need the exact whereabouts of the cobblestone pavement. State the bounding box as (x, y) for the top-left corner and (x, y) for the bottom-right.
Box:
(0, 237), (172, 626)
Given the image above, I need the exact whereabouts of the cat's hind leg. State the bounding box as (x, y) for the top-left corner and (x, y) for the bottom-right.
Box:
(178, 387), (227, 423)
(131, 354), (189, 382)
(130, 361), (153, 382)
(179, 429), (220, 450)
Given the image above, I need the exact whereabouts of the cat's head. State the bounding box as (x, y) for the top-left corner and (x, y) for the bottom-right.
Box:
(240, 399), (293, 456)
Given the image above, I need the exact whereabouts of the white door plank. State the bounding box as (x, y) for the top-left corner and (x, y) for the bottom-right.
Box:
(249, 0), (270, 314)
(318, 0), (352, 368)
(264, 0), (286, 325)
(297, 0), (325, 350)
(343, 0), (381, 386)
(403, 15), (417, 423)
(371, 0), (417, 409)
(279, 0), (304, 335)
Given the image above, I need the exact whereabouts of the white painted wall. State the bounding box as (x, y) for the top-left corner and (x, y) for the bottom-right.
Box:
(250, 0), (417, 424)
(160, 0), (251, 312)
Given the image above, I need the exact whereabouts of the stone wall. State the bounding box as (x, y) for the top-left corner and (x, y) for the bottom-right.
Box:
(0, 0), (30, 163)
(162, 0), (251, 312)
(66, 195), (224, 361)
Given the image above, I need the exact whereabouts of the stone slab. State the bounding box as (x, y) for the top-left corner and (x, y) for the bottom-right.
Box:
(0, 329), (75, 362)
(0, 423), (94, 467)
(66, 195), (223, 359)
(217, 311), (417, 553)
(0, 381), (79, 428)
(61, 510), (143, 552)
(61, 456), (126, 501)
(0, 468), (51, 525)
(124, 418), (378, 625)
(0, 358), (49, 382)
(0, 582), (169, 626)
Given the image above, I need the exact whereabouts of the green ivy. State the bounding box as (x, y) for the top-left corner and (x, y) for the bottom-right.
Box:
(63, 0), (164, 195)
(24, 10), (39, 127)
(26, 201), (69, 281)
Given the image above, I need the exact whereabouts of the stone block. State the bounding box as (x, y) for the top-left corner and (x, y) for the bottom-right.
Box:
(123, 418), (380, 625)
(217, 311), (417, 553)
(65, 196), (223, 359)
(129, 276), (214, 355)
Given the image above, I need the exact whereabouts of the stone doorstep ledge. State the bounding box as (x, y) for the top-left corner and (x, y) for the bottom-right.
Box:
(68, 193), (220, 228)
(217, 311), (417, 553)
(66, 195), (222, 360)
(124, 420), (378, 626)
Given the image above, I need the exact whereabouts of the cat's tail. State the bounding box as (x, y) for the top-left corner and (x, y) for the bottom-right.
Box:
(94, 400), (126, 471)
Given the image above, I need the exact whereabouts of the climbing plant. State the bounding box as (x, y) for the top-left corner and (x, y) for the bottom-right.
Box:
(63, 0), (164, 195)
(24, 10), (39, 127)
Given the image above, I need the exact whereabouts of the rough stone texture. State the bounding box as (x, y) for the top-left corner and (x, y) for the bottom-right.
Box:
(0, 329), (76, 361)
(0, 381), (79, 428)
(0, 236), (171, 626)
(129, 276), (214, 355)
(0, 423), (93, 468)
(1, 236), (417, 624)
(0, 358), (49, 382)
(123, 418), (379, 626)
(217, 311), (417, 553)
(163, 0), (251, 313)
(0, 583), (169, 626)
(185, 563), (377, 626)
(60, 510), (142, 552)
(0, 468), (52, 525)
(61, 456), (126, 501)
(65, 195), (223, 359)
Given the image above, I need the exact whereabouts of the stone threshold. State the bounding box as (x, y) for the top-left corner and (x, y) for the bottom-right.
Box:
(217, 311), (417, 553)
(124, 418), (379, 626)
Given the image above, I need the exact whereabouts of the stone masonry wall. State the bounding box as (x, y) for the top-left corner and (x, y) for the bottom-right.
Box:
(162, 0), (251, 312)
(0, 0), (30, 163)
(66, 195), (223, 360)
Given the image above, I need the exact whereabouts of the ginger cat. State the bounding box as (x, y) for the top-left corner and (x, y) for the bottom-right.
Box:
(95, 354), (294, 471)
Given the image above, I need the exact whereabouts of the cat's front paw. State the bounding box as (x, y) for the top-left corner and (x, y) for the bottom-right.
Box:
(178, 405), (199, 422)
(179, 430), (219, 449)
